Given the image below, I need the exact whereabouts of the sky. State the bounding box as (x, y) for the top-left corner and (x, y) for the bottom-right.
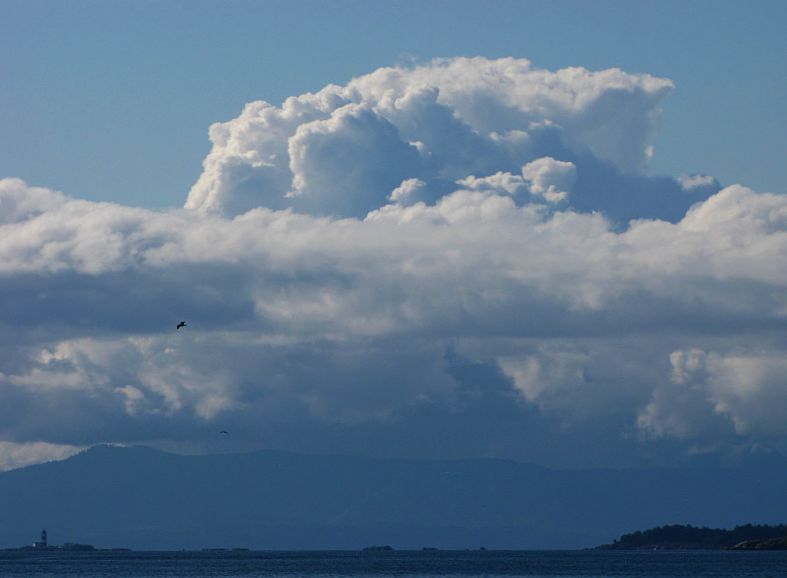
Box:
(0, 0), (786, 471)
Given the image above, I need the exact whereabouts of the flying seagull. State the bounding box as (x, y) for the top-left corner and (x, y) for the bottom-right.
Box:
(176, 321), (187, 330)
(219, 430), (229, 435)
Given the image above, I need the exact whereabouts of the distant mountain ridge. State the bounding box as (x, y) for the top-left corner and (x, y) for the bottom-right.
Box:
(0, 445), (786, 550)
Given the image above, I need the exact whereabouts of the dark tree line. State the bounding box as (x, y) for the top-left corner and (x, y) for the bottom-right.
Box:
(600, 524), (787, 549)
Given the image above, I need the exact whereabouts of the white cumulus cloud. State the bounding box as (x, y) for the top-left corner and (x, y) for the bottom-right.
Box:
(522, 157), (577, 203)
(0, 58), (785, 467)
(186, 57), (674, 221)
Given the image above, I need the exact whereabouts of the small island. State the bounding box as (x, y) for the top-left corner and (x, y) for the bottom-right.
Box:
(598, 524), (787, 550)
(2, 530), (96, 552)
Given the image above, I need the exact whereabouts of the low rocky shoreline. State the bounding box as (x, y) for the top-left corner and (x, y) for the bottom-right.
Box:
(730, 536), (787, 550)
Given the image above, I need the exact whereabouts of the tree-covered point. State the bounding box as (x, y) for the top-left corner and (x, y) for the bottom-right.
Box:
(599, 524), (787, 550)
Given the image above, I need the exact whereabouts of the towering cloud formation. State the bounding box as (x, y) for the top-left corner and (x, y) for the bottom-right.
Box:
(1, 58), (785, 469)
(186, 57), (692, 221)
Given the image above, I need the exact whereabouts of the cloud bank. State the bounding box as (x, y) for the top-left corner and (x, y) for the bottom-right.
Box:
(1, 58), (785, 469)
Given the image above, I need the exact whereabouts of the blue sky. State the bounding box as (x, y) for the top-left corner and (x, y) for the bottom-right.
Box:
(1, 0), (786, 471)
(2, 0), (785, 208)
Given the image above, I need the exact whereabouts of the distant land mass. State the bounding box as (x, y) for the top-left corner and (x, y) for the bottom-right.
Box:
(598, 524), (787, 550)
(0, 445), (786, 550)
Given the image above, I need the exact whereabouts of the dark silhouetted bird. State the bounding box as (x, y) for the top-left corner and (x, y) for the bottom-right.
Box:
(219, 430), (229, 435)
(176, 321), (187, 330)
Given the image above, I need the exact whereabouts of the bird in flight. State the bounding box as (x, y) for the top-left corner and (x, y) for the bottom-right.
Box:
(176, 321), (187, 330)
(219, 430), (229, 435)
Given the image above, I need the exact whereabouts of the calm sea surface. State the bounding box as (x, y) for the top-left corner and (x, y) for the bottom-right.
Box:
(0, 550), (785, 578)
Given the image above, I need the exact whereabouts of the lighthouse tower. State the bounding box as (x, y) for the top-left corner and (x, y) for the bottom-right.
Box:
(33, 529), (47, 549)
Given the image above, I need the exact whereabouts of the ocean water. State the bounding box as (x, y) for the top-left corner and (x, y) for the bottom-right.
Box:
(0, 549), (786, 578)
